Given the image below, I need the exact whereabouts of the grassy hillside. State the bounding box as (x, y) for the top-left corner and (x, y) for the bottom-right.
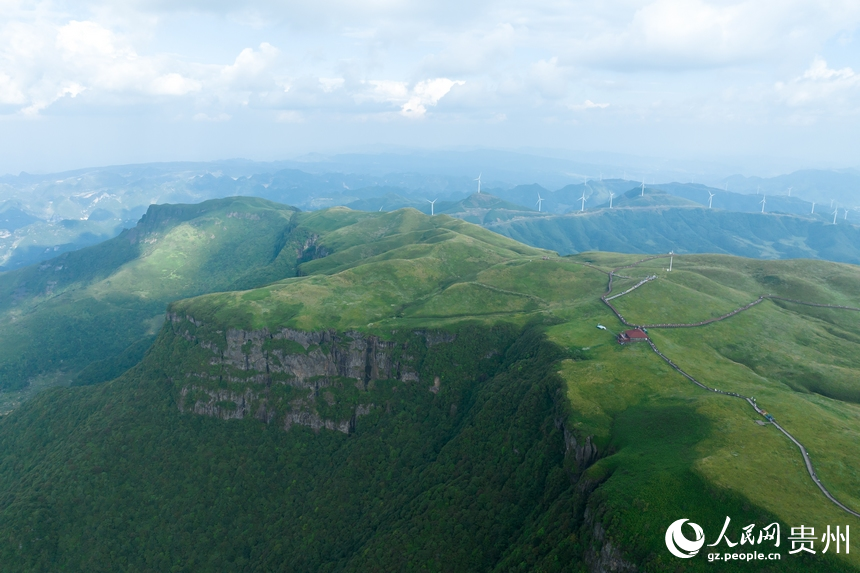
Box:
(0, 197), (311, 407)
(0, 209), (858, 571)
(438, 192), (543, 225)
(592, 186), (702, 209)
(490, 206), (860, 263)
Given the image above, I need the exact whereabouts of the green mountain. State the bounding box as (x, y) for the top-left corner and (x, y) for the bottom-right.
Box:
(0, 197), (329, 410)
(439, 192), (543, 224)
(345, 191), (428, 213)
(0, 206), (858, 571)
(593, 186), (702, 209)
(488, 206), (860, 264)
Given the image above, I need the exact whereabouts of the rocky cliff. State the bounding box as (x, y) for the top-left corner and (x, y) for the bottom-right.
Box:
(168, 313), (441, 434)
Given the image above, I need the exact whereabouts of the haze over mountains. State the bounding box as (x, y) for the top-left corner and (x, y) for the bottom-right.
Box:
(2, 150), (859, 271)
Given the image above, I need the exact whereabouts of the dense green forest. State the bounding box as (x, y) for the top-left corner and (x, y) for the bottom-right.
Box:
(0, 206), (858, 571)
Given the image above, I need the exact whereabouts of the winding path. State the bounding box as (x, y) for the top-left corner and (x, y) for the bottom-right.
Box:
(599, 254), (860, 519)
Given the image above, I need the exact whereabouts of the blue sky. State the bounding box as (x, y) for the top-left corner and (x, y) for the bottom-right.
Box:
(1, 0), (859, 174)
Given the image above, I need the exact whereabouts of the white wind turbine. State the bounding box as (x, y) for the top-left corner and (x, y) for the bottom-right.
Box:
(427, 198), (437, 216)
(609, 192), (615, 209)
(811, 202), (816, 214)
(833, 206), (839, 224)
(760, 195), (767, 213)
(475, 173), (482, 194)
(667, 250), (674, 272)
(641, 180), (645, 197)
(579, 192), (586, 212)
(845, 209), (849, 221)
(708, 191), (715, 209)
(536, 193), (544, 212)
(788, 186), (793, 197)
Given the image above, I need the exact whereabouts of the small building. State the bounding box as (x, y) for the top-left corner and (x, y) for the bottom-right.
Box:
(617, 329), (648, 344)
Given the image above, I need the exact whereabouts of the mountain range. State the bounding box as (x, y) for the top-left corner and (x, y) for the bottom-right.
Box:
(2, 155), (859, 271)
(1, 203), (858, 570)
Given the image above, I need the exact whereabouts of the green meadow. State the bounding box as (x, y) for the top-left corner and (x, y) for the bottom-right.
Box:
(0, 205), (858, 570)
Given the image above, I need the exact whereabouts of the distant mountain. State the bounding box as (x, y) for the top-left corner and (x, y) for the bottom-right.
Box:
(487, 206), (860, 263)
(722, 169), (860, 208)
(438, 192), (542, 224)
(0, 164), (468, 270)
(592, 186), (701, 209)
(2, 155), (859, 272)
(345, 191), (429, 213)
(652, 182), (833, 219)
(552, 178), (641, 213)
(484, 183), (551, 212)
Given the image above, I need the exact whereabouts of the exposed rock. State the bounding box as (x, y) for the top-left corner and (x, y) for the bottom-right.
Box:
(430, 376), (441, 394)
(284, 404), (374, 434)
(586, 520), (638, 573)
(178, 384), (374, 434)
(556, 417), (599, 470)
(170, 317), (456, 435)
(210, 326), (418, 387)
(413, 329), (457, 347)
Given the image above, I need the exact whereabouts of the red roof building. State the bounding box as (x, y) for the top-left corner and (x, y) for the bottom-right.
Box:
(617, 329), (648, 344)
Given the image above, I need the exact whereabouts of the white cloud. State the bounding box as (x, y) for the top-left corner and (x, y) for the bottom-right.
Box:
(0, 72), (26, 105)
(360, 78), (464, 117)
(570, 100), (610, 110)
(2, 0), (860, 168)
(219, 42), (280, 87)
(566, 0), (860, 71)
(776, 57), (860, 108)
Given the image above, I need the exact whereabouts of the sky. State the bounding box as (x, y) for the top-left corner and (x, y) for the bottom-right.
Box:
(1, 0), (859, 175)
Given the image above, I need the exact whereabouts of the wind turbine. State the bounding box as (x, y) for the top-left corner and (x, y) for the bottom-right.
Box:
(427, 198), (437, 216)
(579, 193), (586, 212)
(708, 191), (715, 209)
(788, 186), (792, 197)
(474, 173), (482, 194)
(641, 180), (645, 197)
(833, 206), (839, 224)
(811, 202), (816, 214)
(845, 209), (849, 221)
(760, 195), (766, 213)
(667, 250), (674, 272)
(609, 192), (615, 209)
(536, 193), (544, 213)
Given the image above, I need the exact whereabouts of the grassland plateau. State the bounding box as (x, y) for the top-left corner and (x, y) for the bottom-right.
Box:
(0, 203), (858, 571)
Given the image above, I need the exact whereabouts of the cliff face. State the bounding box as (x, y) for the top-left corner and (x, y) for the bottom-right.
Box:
(168, 313), (433, 434)
(212, 326), (419, 387)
